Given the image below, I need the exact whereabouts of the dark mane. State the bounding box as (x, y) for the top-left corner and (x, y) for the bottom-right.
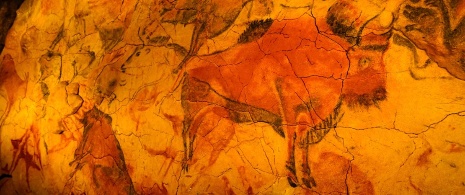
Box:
(238, 18), (273, 43)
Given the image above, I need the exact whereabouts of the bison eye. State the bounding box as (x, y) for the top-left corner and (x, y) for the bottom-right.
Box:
(358, 57), (371, 69)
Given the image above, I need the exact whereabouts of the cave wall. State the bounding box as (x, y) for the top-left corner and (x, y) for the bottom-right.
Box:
(1, 0), (465, 194)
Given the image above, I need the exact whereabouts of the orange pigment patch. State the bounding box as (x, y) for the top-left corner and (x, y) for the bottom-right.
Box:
(448, 143), (465, 153)
(0, 54), (26, 111)
(417, 148), (433, 166)
(7, 123), (42, 188)
(311, 152), (374, 194)
(151, 183), (169, 195)
(65, 107), (135, 194)
(144, 145), (177, 159)
(222, 176), (236, 195)
(163, 113), (182, 135)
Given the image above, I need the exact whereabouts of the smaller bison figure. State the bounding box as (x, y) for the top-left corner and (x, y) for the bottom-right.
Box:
(180, 4), (391, 188)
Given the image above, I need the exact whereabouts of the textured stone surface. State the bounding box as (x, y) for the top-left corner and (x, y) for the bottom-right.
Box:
(1, 0), (464, 194)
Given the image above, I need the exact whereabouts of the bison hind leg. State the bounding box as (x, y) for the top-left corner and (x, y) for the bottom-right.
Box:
(181, 104), (230, 172)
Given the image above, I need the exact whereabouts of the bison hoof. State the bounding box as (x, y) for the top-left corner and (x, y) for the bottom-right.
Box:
(287, 176), (298, 188)
(302, 177), (317, 188)
(181, 159), (190, 172)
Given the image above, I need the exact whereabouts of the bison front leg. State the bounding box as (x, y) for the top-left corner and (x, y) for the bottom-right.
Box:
(285, 121), (316, 188)
(297, 110), (322, 188)
(292, 114), (318, 189)
(300, 130), (317, 188)
(276, 78), (315, 188)
(286, 130), (299, 187)
(299, 101), (343, 188)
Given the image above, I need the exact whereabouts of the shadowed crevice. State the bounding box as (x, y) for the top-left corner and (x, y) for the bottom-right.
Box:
(0, 0), (24, 54)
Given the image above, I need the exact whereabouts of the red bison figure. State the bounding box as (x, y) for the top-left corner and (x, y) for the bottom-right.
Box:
(180, 8), (390, 188)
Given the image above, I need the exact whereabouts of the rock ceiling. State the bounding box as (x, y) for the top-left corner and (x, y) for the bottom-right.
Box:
(1, 0), (465, 194)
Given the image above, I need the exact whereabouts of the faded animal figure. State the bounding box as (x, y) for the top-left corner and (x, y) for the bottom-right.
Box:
(180, 5), (391, 189)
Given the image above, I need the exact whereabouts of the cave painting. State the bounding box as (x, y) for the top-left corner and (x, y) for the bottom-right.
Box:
(1, 0), (465, 194)
(396, 0), (465, 80)
(180, 2), (390, 188)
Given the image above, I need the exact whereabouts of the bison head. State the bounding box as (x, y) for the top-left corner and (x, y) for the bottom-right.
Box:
(326, 0), (392, 108)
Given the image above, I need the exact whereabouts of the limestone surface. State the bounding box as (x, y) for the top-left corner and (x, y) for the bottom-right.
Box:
(0, 0), (464, 194)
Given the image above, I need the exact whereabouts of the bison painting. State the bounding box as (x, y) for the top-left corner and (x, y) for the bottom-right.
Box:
(180, 4), (390, 188)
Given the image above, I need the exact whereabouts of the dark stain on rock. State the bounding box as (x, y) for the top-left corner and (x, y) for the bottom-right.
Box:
(121, 64), (126, 73)
(167, 43), (188, 56)
(108, 79), (117, 88)
(181, 9), (198, 24)
(149, 36), (170, 46)
(88, 51), (96, 65)
(402, 5), (436, 22)
(360, 44), (389, 52)
(99, 27), (124, 51)
(460, 57), (465, 72)
(40, 82), (49, 101)
(50, 25), (64, 50)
